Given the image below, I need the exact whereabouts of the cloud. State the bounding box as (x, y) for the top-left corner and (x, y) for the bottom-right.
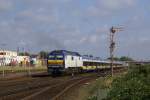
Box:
(87, 0), (137, 17)
(79, 35), (99, 44)
(0, 0), (150, 59)
(98, 0), (136, 10)
(0, 0), (13, 11)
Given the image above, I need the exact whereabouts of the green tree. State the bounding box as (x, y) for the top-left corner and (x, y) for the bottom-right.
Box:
(107, 56), (133, 61)
(120, 56), (133, 61)
(39, 51), (49, 59)
(19, 52), (30, 56)
(107, 57), (120, 61)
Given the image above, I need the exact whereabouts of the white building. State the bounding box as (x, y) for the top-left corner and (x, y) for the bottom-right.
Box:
(17, 56), (30, 65)
(0, 50), (31, 66)
(0, 50), (18, 66)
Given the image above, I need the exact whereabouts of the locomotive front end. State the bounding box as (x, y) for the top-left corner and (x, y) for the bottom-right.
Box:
(47, 54), (65, 75)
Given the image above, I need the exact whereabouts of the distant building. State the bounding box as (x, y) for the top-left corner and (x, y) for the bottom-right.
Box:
(0, 50), (17, 66)
(17, 56), (30, 66)
(30, 55), (38, 65)
(0, 50), (31, 66)
(0, 50), (46, 67)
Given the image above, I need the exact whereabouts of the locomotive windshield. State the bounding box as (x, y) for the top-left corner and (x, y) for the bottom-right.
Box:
(48, 55), (55, 60)
(56, 55), (63, 60)
(48, 55), (64, 60)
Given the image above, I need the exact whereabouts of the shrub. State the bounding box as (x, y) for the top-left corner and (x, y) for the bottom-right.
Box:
(105, 65), (150, 100)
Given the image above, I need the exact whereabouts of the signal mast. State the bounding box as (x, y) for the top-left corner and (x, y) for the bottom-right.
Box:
(109, 26), (123, 77)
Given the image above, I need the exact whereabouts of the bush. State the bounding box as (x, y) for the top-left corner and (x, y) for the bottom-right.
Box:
(88, 96), (97, 100)
(105, 65), (150, 100)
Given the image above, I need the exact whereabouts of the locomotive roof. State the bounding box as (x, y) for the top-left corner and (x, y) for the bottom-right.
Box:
(49, 50), (81, 56)
(82, 55), (102, 60)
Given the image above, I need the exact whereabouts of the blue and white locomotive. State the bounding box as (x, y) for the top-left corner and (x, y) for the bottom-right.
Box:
(47, 50), (123, 75)
(47, 50), (83, 75)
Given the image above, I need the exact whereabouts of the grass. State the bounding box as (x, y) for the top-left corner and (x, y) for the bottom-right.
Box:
(75, 76), (114, 100)
(87, 77), (113, 100)
(0, 66), (47, 74)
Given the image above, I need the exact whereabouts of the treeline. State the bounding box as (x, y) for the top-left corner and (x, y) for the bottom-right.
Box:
(107, 56), (134, 61)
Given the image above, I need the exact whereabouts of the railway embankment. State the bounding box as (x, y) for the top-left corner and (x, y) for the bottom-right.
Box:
(59, 68), (126, 100)
(63, 76), (113, 100)
(104, 65), (150, 100)
(77, 65), (150, 100)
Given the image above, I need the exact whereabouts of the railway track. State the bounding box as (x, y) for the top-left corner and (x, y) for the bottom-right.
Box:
(0, 75), (70, 100)
(0, 73), (97, 100)
(51, 76), (95, 100)
(22, 75), (97, 100)
(0, 67), (126, 100)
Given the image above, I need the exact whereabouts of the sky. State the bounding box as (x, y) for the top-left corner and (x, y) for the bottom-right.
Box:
(0, 0), (150, 60)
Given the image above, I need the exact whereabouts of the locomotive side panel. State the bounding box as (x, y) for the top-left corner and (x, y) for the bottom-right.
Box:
(64, 55), (83, 68)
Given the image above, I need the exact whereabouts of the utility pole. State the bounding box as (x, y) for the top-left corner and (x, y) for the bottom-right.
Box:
(1, 43), (6, 77)
(27, 48), (31, 76)
(109, 26), (123, 77)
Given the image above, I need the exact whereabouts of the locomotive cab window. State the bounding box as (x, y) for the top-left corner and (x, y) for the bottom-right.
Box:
(49, 55), (55, 59)
(56, 55), (63, 60)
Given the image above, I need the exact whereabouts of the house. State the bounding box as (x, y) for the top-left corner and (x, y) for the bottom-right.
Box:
(0, 50), (17, 66)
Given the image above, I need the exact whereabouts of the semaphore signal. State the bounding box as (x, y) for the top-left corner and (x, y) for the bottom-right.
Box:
(109, 26), (123, 77)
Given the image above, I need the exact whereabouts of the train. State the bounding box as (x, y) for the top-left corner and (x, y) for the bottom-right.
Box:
(47, 50), (125, 75)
